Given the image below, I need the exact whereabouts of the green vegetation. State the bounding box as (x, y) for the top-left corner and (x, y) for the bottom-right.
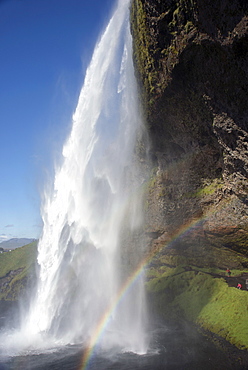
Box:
(185, 20), (194, 33)
(194, 178), (224, 197)
(183, 178), (224, 199)
(0, 242), (37, 278)
(146, 261), (248, 349)
(130, 0), (159, 113)
(0, 242), (37, 300)
(131, 0), (248, 354)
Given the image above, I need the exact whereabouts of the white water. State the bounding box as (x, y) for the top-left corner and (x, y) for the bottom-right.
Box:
(1, 0), (148, 356)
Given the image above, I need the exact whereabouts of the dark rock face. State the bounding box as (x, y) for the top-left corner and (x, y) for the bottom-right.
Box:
(130, 0), (248, 255)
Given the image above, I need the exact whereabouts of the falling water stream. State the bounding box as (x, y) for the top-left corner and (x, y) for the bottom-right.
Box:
(21, 0), (147, 351)
(0, 1), (242, 369)
(1, 0), (148, 359)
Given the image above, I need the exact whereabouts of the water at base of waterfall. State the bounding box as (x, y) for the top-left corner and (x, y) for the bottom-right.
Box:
(0, 322), (237, 370)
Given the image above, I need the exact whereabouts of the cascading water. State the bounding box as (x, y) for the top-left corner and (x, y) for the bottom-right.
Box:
(2, 0), (148, 356)
(0, 1), (238, 368)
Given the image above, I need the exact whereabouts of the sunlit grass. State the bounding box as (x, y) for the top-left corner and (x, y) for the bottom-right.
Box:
(146, 265), (248, 349)
(0, 242), (37, 300)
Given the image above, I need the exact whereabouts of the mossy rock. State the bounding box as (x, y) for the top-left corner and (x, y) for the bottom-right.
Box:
(146, 261), (248, 349)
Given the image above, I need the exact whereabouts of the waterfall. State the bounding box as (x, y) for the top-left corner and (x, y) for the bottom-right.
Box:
(4, 0), (148, 354)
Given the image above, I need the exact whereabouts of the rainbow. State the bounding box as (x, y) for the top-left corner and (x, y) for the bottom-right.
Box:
(79, 260), (146, 370)
(79, 211), (210, 370)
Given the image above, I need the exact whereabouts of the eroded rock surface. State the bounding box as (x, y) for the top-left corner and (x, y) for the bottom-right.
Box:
(131, 0), (248, 255)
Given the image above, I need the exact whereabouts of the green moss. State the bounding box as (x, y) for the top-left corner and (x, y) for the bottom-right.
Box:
(130, 0), (159, 116)
(195, 179), (224, 197)
(142, 170), (159, 201)
(182, 178), (224, 200)
(197, 283), (248, 349)
(173, 272), (217, 320)
(146, 264), (248, 349)
(185, 20), (194, 33)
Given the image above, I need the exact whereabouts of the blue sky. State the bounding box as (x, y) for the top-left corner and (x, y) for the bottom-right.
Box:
(0, 0), (116, 242)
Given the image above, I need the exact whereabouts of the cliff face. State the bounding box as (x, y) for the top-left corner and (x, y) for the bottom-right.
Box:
(131, 0), (248, 258)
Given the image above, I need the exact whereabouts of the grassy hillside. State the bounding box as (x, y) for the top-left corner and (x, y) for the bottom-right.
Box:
(0, 241), (37, 301)
(146, 248), (248, 350)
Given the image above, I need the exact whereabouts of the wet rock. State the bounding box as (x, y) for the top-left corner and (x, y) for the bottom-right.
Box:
(131, 0), (248, 255)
